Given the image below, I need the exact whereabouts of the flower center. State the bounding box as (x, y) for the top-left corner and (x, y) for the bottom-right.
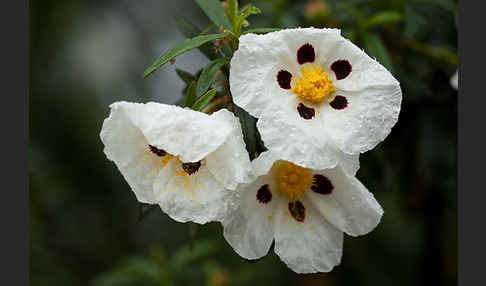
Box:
(291, 66), (335, 104)
(274, 161), (313, 201)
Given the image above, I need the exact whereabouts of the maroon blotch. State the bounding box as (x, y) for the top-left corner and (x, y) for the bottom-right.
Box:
(149, 145), (167, 157)
(311, 174), (334, 195)
(297, 43), (315, 65)
(288, 201), (306, 222)
(297, 103), (315, 120)
(277, 70), (292, 89)
(331, 60), (352, 80)
(182, 161), (201, 175)
(329, 96), (348, 110)
(256, 184), (272, 204)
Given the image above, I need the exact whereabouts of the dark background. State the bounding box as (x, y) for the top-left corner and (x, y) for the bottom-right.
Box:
(30, 0), (457, 285)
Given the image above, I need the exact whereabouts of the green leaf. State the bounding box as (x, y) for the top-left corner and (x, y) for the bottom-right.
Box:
(196, 58), (228, 98)
(233, 105), (259, 160)
(192, 88), (217, 111)
(184, 81), (197, 108)
(175, 69), (195, 84)
(143, 33), (226, 78)
(195, 0), (233, 31)
(363, 33), (394, 73)
(243, 27), (281, 34)
(174, 17), (219, 60)
(366, 11), (403, 28)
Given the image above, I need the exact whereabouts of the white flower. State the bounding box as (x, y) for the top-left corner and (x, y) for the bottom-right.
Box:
(222, 151), (382, 274)
(100, 102), (252, 224)
(450, 69), (458, 90)
(230, 28), (402, 170)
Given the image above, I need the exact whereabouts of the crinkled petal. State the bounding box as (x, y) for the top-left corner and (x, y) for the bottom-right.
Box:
(100, 102), (168, 204)
(205, 109), (253, 189)
(230, 28), (341, 119)
(153, 159), (236, 224)
(325, 37), (400, 92)
(256, 111), (340, 170)
(112, 101), (232, 163)
(222, 175), (283, 259)
(321, 84), (402, 154)
(306, 166), (383, 236)
(274, 196), (343, 273)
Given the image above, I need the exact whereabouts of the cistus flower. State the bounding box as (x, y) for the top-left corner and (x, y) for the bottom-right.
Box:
(222, 151), (382, 273)
(230, 28), (402, 170)
(450, 69), (458, 90)
(100, 102), (252, 224)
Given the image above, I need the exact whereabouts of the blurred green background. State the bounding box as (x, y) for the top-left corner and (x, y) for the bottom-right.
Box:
(30, 0), (458, 285)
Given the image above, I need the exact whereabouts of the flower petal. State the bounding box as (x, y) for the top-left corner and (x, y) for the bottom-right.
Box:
(153, 159), (235, 224)
(230, 28), (342, 118)
(100, 102), (167, 204)
(113, 101), (232, 163)
(321, 85), (402, 154)
(274, 196), (343, 273)
(326, 38), (400, 92)
(306, 166), (383, 236)
(205, 109), (253, 190)
(256, 110), (340, 170)
(222, 175), (282, 259)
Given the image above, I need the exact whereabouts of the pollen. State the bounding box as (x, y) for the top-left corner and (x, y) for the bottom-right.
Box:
(274, 161), (313, 201)
(291, 66), (335, 104)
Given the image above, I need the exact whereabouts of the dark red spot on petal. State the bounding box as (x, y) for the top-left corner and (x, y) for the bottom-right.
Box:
(329, 95), (348, 110)
(288, 201), (306, 222)
(182, 161), (201, 175)
(256, 184), (272, 204)
(297, 103), (315, 119)
(297, 43), (315, 65)
(311, 174), (334, 195)
(277, 70), (292, 89)
(149, 145), (167, 157)
(331, 60), (352, 80)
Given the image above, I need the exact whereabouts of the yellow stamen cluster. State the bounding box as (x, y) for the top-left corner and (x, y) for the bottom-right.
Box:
(291, 66), (335, 104)
(274, 161), (313, 201)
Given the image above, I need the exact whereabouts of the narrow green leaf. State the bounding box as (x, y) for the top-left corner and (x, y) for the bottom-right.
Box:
(174, 17), (219, 60)
(363, 33), (394, 73)
(184, 81), (197, 107)
(366, 11), (403, 28)
(243, 27), (281, 34)
(192, 88), (217, 111)
(196, 58), (228, 97)
(143, 33), (226, 78)
(233, 105), (258, 160)
(175, 69), (195, 84)
(195, 0), (233, 31)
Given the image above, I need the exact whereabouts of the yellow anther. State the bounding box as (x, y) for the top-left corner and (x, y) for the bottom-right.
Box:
(291, 66), (335, 104)
(274, 161), (313, 201)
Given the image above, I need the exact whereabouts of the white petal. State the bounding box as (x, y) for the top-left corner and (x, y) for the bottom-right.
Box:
(100, 102), (167, 204)
(274, 196), (343, 273)
(230, 28), (341, 119)
(256, 111), (340, 170)
(326, 37), (400, 92)
(113, 101), (232, 163)
(306, 166), (383, 236)
(205, 109), (253, 190)
(222, 175), (282, 259)
(322, 84), (402, 154)
(450, 69), (458, 90)
(153, 159), (236, 224)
